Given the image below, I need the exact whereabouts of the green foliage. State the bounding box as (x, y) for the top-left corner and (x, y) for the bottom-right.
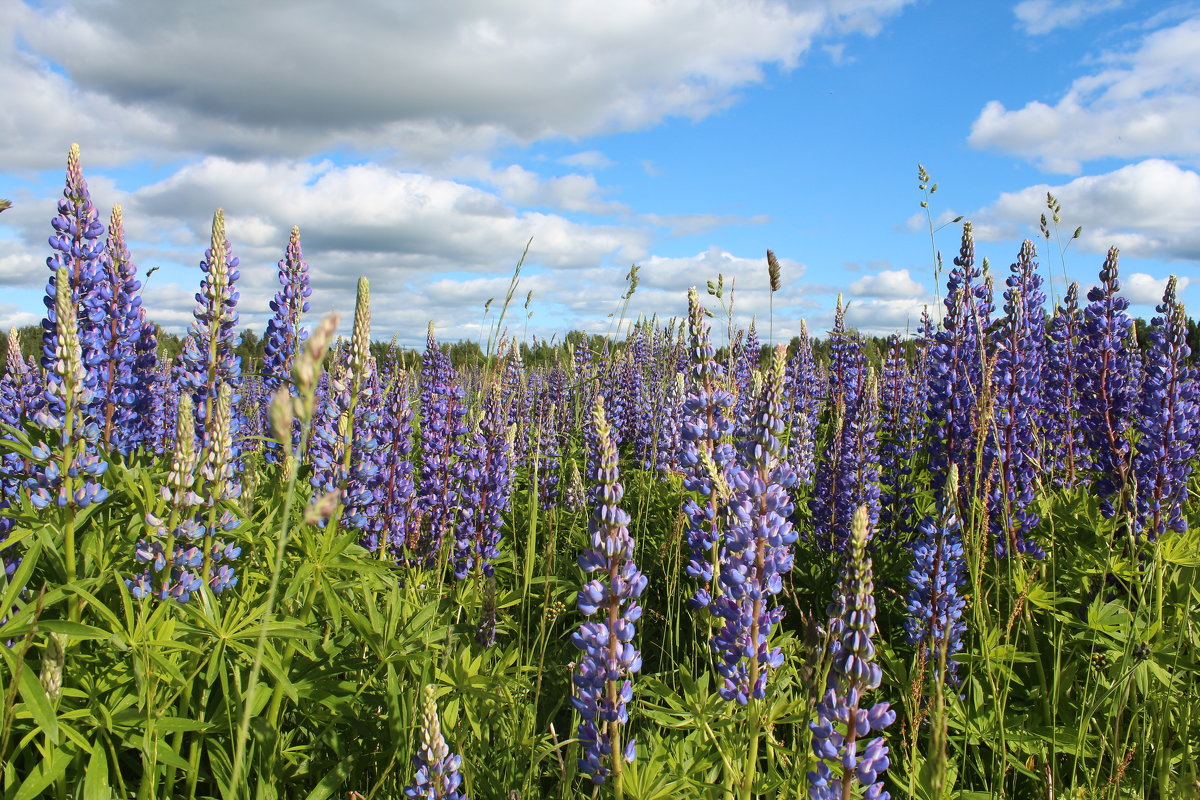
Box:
(1, 375), (1199, 800)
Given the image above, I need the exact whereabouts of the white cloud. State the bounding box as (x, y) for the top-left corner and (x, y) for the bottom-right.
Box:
(0, 302), (39, 330)
(974, 159), (1200, 261)
(969, 15), (1200, 171)
(1013, 0), (1124, 35)
(848, 268), (926, 298)
(4, 0), (916, 169)
(1124, 272), (1190, 305)
(558, 151), (614, 169)
(489, 165), (627, 214)
(842, 298), (929, 336)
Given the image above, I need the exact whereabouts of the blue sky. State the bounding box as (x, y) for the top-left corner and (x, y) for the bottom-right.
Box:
(1, 0), (1197, 345)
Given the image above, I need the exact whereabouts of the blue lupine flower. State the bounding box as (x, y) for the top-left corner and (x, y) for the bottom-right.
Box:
(571, 394), (646, 785)
(986, 240), (1046, 558)
(809, 505), (896, 800)
(261, 226), (311, 464)
(680, 288), (736, 609)
(1042, 283), (1091, 488)
(905, 469), (967, 687)
(178, 209), (242, 453)
(1077, 247), (1135, 518)
(926, 223), (992, 500)
(711, 347), (797, 704)
(405, 685), (468, 800)
(416, 324), (467, 564)
(91, 204), (158, 454)
(1132, 276), (1197, 541)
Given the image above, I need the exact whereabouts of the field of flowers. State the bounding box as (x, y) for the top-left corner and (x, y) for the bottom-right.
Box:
(1, 145), (1197, 800)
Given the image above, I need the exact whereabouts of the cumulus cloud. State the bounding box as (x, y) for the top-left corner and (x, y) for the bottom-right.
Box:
(848, 268), (926, 298)
(489, 165), (627, 214)
(1013, 0), (1124, 35)
(842, 298), (929, 336)
(3, 0), (916, 169)
(0, 155), (656, 343)
(0, 302), (39, 330)
(973, 159), (1200, 261)
(1124, 272), (1190, 305)
(969, 15), (1200, 171)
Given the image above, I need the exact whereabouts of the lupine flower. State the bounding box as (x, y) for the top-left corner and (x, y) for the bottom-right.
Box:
(0, 331), (26, 579)
(572, 394), (646, 785)
(905, 467), (967, 687)
(809, 505), (896, 800)
(879, 334), (919, 534)
(986, 240), (1046, 558)
(732, 321), (760, 425)
(405, 685), (468, 800)
(926, 223), (991, 499)
(1077, 248), (1135, 519)
(1042, 283), (1090, 488)
(197, 383), (242, 592)
(127, 394), (206, 603)
(785, 320), (821, 488)
(27, 266), (109, 510)
(42, 144), (106, 413)
(416, 324), (468, 564)
(680, 287), (736, 609)
(535, 395), (561, 510)
(711, 347), (797, 704)
(178, 209), (242, 452)
(453, 385), (511, 579)
(812, 301), (880, 552)
(501, 342), (532, 468)
(261, 226), (311, 464)
(1132, 276), (1197, 541)
(362, 371), (416, 557)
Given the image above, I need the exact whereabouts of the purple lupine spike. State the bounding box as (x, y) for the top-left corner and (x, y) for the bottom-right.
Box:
(27, 266), (109, 511)
(905, 467), (967, 687)
(1077, 248), (1136, 519)
(127, 391), (207, 602)
(309, 356), (352, 502)
(986, 240), (1046, 559)
(261, 226), (311, 464)
(93, 205), (158, 454)
(42, 144), (106, 413)
(363, 369), (416, 557)
(405, 685), (468, 800)
(178, 209), (242, 453)
(680, 287), (737, 610)
(197, 383), (242, 592)
(812, 299), (880, 552)
(926, 223), (991, 500)
(501, 342), (532, 468)
(572, 393), (646, 786)
(809, 506), (896, 800)
(786, 320), (820, 488)
(535, 394), (561, 510)
(879, 334), (919, 534)
(1132, 276), (1197, 541)
(711, 347), (797, 704)
(416, 323), (467, 565)
(0, 331), (27, 579)
(454, 385), (511, 579)
(1042, 282), (1091, 488)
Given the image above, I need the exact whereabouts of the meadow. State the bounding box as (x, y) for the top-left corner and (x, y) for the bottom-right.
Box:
(0, 145), (1197, 800)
